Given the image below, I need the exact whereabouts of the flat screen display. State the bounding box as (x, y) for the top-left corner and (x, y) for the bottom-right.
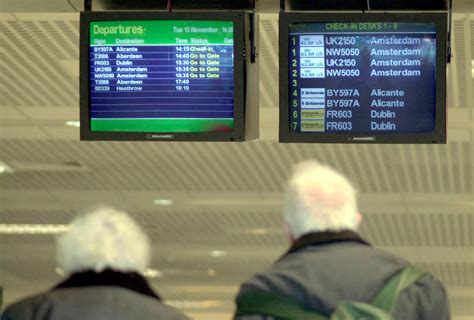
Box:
(89, 20), (235, 133)
(288, 22), (436, 135)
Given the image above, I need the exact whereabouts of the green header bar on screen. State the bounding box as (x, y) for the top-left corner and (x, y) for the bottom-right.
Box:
(90, 20), (234, 46)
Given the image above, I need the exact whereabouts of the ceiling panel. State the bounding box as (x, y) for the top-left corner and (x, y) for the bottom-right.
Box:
(1, 207), (473, 247)
(0, 18), (79, 107)
(0, 0), (77, 12)
(0, 140), (472, 193)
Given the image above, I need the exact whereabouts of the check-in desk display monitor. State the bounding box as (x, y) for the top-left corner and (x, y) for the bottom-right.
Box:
(281, 13), (447, 144)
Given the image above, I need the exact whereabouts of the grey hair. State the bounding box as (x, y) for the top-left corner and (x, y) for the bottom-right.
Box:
(57, 207), (150, 275)
(283, 161), (360, 239)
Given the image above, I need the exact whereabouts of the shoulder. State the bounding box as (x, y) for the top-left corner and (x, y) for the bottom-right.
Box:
(236, 262), (289, 293)
(235, 254), (308, 304)
(2, 288), (190, 320)
(149, 301), (191, 320)
(60, 287), (190, 319)
(400, 272), (449, 302)
(394, 273), (451, 320)
(2, 293), (50, 320)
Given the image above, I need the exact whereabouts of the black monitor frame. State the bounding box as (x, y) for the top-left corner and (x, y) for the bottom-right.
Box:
(80, 11), (246, 141)
(279, 12), (447, 144)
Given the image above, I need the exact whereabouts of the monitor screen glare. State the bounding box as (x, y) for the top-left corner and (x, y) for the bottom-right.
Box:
(288, 22), (436, 134)
(89, 20), (235, 133)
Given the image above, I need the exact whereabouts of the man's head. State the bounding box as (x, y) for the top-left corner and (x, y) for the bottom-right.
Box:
(283, 161), (361, 241)
(57, 207), (150, 276)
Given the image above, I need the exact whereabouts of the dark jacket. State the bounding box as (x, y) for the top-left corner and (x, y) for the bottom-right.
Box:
(1, 269), (190, 320)
(235, 231), (450, 320)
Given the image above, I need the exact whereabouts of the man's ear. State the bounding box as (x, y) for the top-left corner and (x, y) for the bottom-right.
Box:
(284, 222), (296, 244)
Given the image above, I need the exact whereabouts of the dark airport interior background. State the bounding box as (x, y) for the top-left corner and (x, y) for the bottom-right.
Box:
(0, 0), (473, 319)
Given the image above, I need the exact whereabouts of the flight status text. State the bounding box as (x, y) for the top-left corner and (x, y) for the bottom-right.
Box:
(289, 23), (437, 134)
(89, 20), (235, 133)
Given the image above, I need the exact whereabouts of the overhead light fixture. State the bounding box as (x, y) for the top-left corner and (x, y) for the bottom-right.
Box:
(143, 268), (162, 278)
(166, 300), (222, 309)
(249, 228), (268, 236)
(65, 120), (80, 128)
(210, 250), (226, 258)
(207, 268), (217, 277)
(55, 267), (65, 277)
(0, 161), (14, 174)
(153, 199), (174, 206)
(0, 224), (69, 235)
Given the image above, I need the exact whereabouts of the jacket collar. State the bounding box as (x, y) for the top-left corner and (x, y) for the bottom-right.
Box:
(285, 230), (370, 256)
(53, 269), (161, 301)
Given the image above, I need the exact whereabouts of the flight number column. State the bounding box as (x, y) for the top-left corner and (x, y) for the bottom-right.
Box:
(324, 36), (362, 132)
(91, 47), (115, 93)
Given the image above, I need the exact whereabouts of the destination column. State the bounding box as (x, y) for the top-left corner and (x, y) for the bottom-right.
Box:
(366, 27), (435, 133)
(114, 46), (147, 92)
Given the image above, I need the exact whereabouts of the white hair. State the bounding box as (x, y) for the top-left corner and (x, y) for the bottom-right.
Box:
(283, 161), (360, 239)
(57, 207), (150, 275)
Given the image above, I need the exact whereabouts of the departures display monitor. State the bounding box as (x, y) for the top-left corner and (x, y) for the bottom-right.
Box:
(80, 12), (247, 141)
(279, 13), (447, 143)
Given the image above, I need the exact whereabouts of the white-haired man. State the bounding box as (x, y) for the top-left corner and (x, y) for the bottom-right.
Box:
(234, 161), (450, 319)
(2, 208), (189, 320)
